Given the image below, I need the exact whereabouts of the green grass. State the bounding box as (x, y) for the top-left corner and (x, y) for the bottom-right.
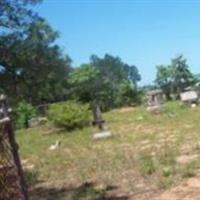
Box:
(181, 161), (199, 178)
(16, 101), (200, 199)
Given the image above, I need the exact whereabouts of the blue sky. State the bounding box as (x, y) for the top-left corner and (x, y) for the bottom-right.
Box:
(35, 0), (200, 85)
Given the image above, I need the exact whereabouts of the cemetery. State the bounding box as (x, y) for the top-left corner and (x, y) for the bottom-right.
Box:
(2, 94), (200, 199)
(2, 1), (200, 200)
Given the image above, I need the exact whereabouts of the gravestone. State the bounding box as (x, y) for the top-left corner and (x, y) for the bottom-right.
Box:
(28, 117), (48, 128)
(92, 99), (105, 130)
(180, 87), (199, 106)
(146, 89), (164, 112)
(92, 99), (112, 140)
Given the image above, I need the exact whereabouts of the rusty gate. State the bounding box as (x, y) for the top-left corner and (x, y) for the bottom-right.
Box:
(0, 95), (28, 200)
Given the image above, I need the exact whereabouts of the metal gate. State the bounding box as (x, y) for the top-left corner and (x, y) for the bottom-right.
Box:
(0, 95), (28, 200)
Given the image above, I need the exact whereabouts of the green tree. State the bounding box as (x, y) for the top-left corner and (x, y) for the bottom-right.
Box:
(116, 80), (141, 106)
(90, 54), (141, 86)
(171, 55), (195, 96)
(90, 54), (141, 109)
(68, 64), (100, 103)
(69, 54), (141, 110)
(155, 65), (172, 100)
(155, 55), (196, 99)
(193, 74), (200, 85)
(123, 64), (141, 86)
(0, 19), (72, 105)
(0, 0), (41, 31)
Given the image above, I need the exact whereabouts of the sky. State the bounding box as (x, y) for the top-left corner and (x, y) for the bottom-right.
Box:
(35, 0), (200, 85)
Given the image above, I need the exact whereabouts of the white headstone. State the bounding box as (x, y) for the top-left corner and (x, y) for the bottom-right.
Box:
(93, 131), (112, 140)
(180, 91), (198, 103)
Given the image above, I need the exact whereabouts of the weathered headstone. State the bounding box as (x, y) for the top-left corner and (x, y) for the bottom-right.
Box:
(146, 89), (164, 112)
(92, 99), (105, 130)
(28, 117), (48, 128)
(180, 88), (199, 106)
(91, 99), (112, 140)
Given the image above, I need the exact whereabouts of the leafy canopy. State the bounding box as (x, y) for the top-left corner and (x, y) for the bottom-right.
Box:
(0, 0), (42, 30)
(69, 54), (141, 110)
(0, 18), (72, 105)
(155, 55), (196, 99)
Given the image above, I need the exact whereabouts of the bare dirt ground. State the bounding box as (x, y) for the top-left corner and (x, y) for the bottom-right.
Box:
(28, 175), (200, 200)
(155, 172), (200, 200)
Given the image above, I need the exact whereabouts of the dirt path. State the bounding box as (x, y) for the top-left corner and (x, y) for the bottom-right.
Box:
(30, 176), (200, 200)
(155, 173), (200, 200)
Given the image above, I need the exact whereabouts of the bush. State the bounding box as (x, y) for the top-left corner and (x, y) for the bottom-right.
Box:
(47, 101), (91, 130)
(15, 101), (36, 129)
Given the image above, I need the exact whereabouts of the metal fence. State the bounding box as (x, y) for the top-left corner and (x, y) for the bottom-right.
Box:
(0, 95), (28, 200)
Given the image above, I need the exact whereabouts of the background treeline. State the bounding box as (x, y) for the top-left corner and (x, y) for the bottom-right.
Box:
(0, 0), (142, 112)
(1, 0), (200, 115)
(155, 55), (200, 100)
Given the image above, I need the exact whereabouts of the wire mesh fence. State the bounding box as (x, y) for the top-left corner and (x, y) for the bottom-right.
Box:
(0, 95), (28, 200)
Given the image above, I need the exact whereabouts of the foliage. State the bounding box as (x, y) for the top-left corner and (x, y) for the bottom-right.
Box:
(0, 1), (143, 110)
(193, 74), (200, 85)
(90, 54), (141, 86)
(171, 55), (195, 96)
(155, 55), (196, 99)
(47, 101), (91, 130)
(0, 1), (72, 106)
(69, 54), (141, 111)
(0, 0), (41, 31)
(69, 64), (100, 102)
(115, 80), (142, 107)
(15, 101), (36, 129)
(155, 65), (173, 100)
(0, 18), (72, 105)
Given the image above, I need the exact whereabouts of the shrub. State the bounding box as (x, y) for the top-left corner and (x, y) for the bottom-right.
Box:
(15, 101), (36, 129)
(47, 101), (91, 130)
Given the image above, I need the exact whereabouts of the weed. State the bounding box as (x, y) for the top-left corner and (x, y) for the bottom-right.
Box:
(138, 154), (157, 175)
(181, 161), (198, 178)
(158, 176), (174, 189)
